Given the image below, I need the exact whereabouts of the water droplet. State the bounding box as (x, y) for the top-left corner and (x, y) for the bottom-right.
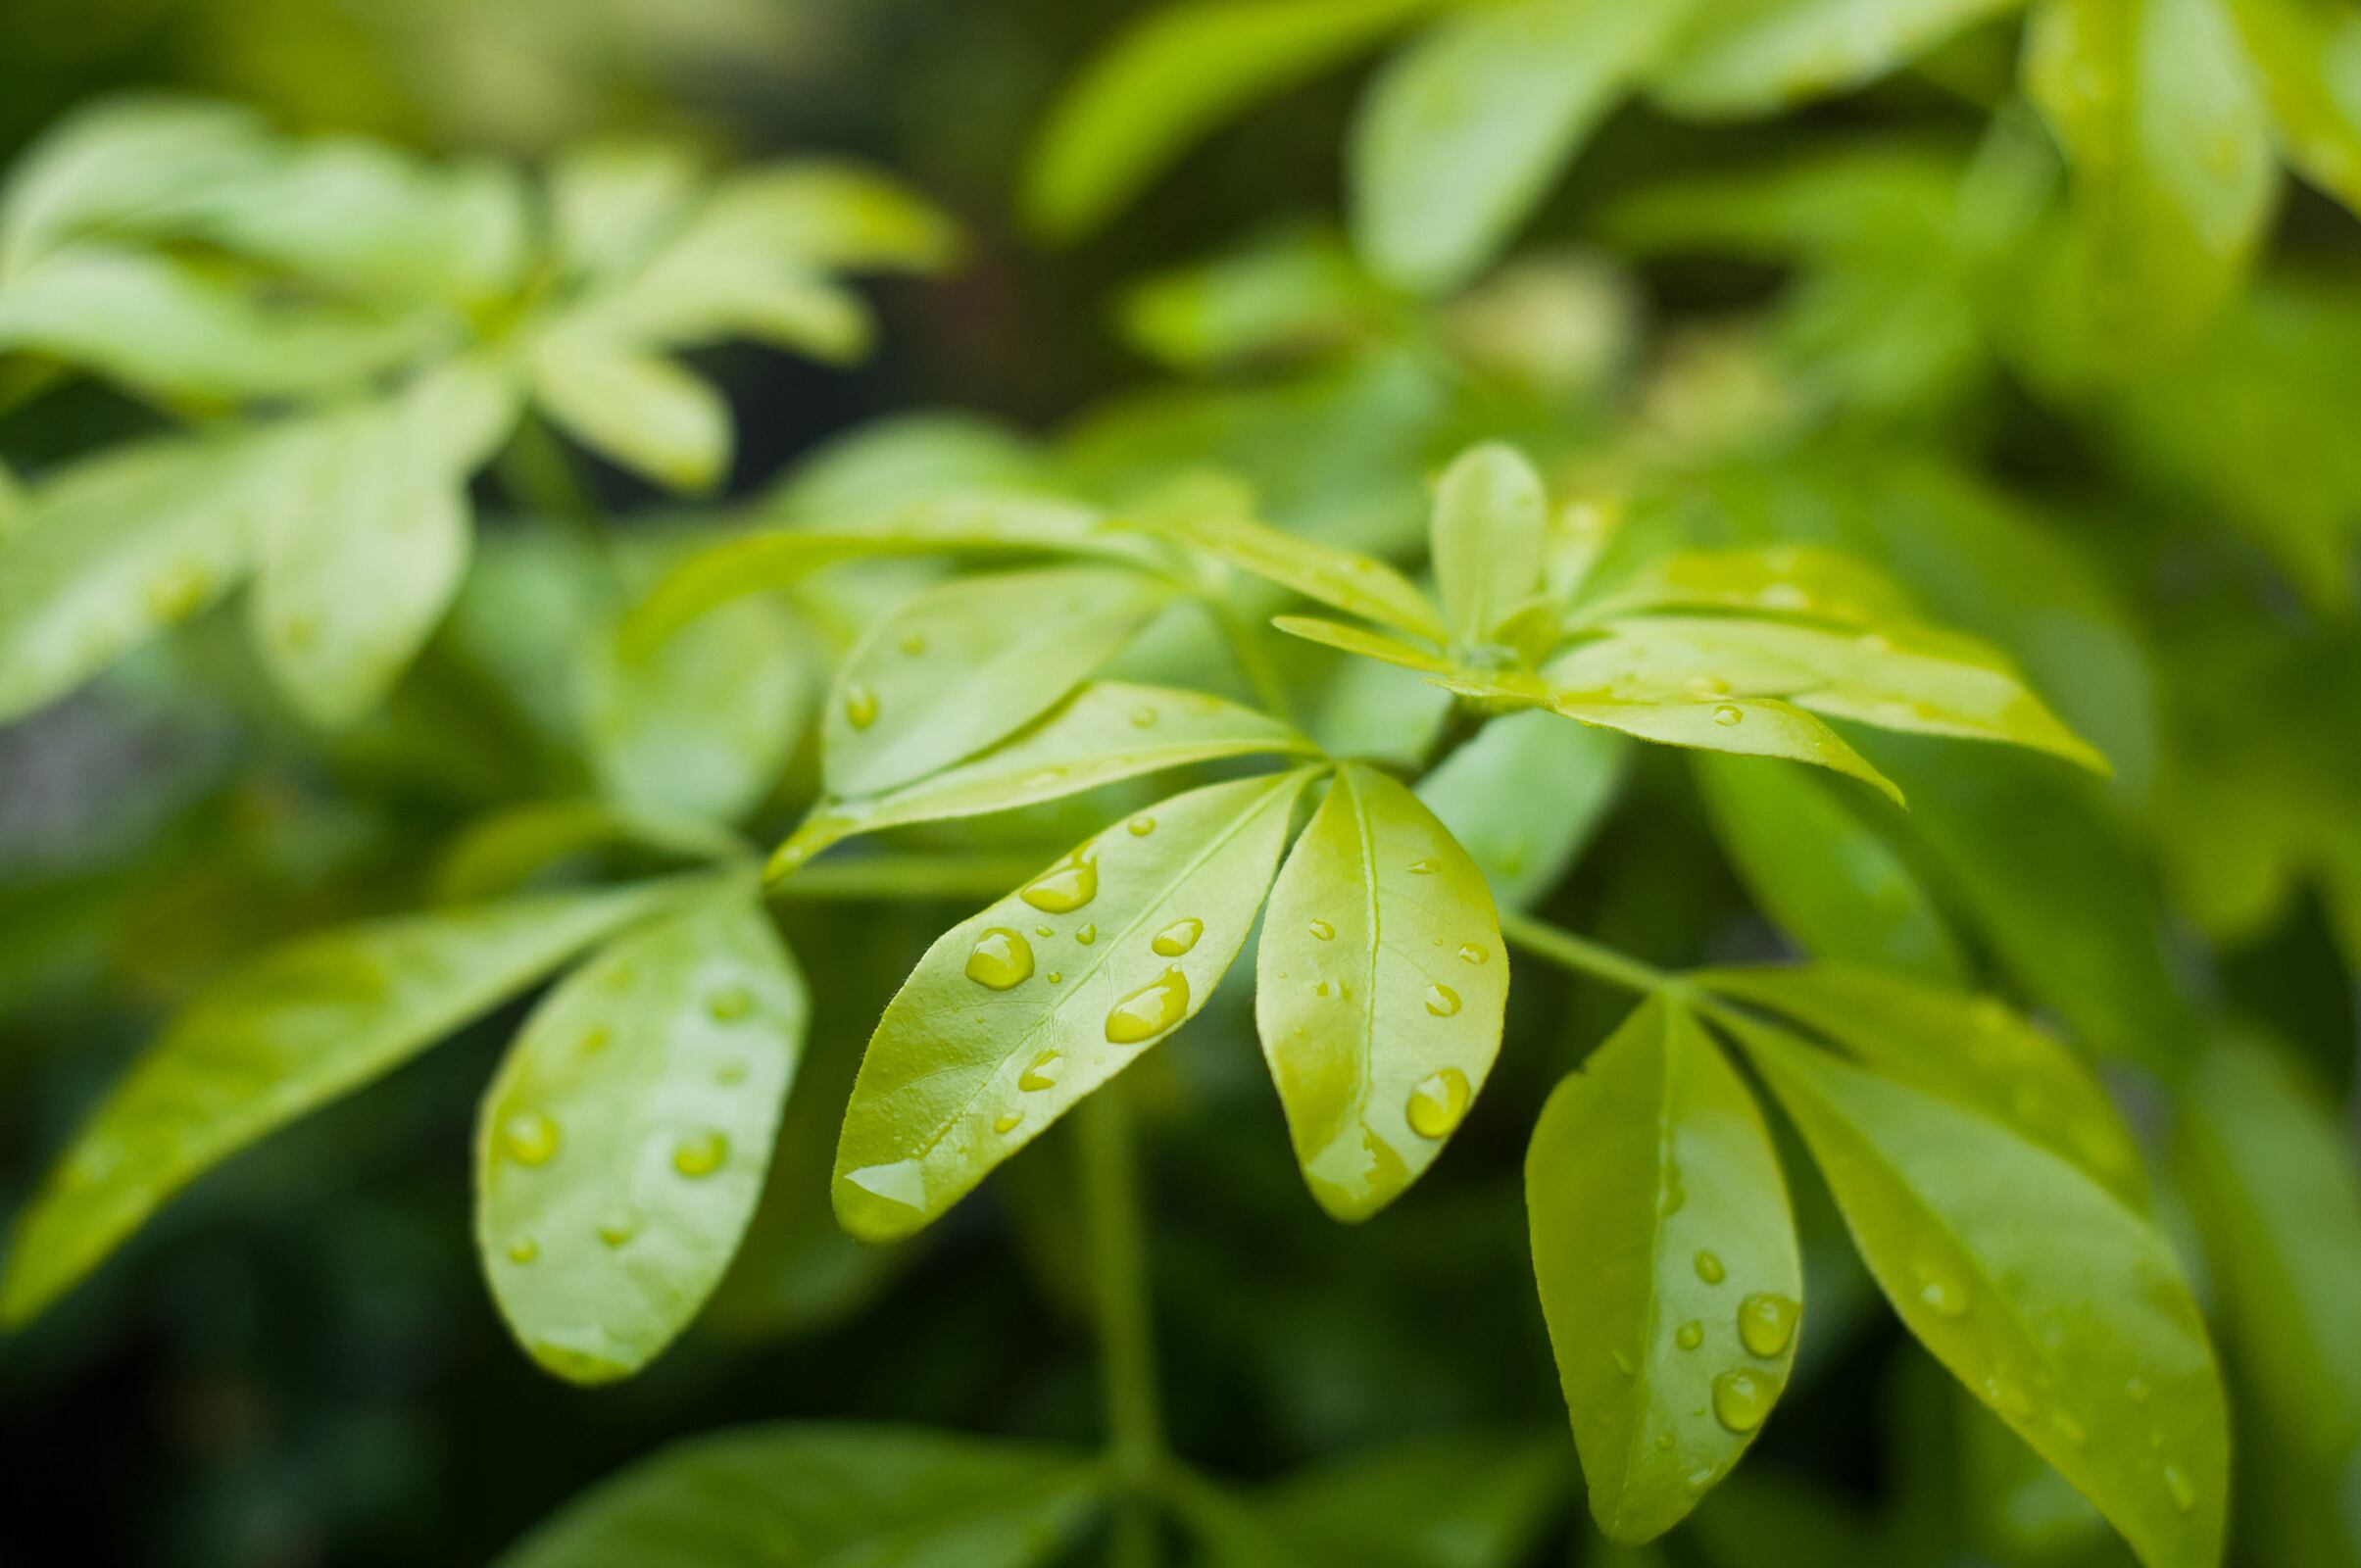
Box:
(1677, 1320), (1704, 1350)
(672, 1131), (728, 1177)
(1712, 1367), (1777, 1433)
(843, 683), (879, 730)
(1126, 814), (1156, 837)
(501, 1111), (561, 1166)
(1695, 1250), (1726, 1285)
(1408, 858), (1439, 874)
(1046, 971), (1063, 984)
(1020, 851), (1098, 912)
(1612, 1350), (1636, 1377)
(1130, 706), (1157, 728)
(1106, 968), (1190, 1044)
(715, 1059), (748, 1086)
(1456, 943), (1487, 964)
(993, 1111), (1023, 1135)
(597, 1206), (640, 1247)
(1018, 1050), (1060, 1092)
(2163, 1462), (2195, 1512)
(707, 986), (753, 1020)
(1313, 980), (1332, 998)
(1914, 1259), (1970, 1318)
(843, 1159), (924, 1210)
(1034, 925), (1054, 938)
(1711, 704), (1744, 727)
(1424, 983), (1461, 1017)
(1307, 919), (1335, 941)
(1406, 1067), (1471, 1139)
(898, 633), (927, 656)
(578, 1027), (613, 1055)
(1738, 1294), (1798, 1357)
(1151, 918), (1203, 956)
(1684, 674), (1731, 698)
(506, 1236), (539, 1264)
(2051, 1411), (2088, 1445)
(1076, 924), (1097, 945)
(964, 927), (1035, 990)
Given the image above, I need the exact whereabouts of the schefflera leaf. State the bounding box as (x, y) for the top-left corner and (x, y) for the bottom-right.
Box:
(2, 879), (691, 1325)
(1724, 1015), (2228, 1568)
(1527, 998), (1803, 1542)
(1255, 764), (1507, 1220)
(494, 1423), (1102, 1568)
(774, 680), (1316, 873)
(821, 564), (1174, 799)
(477, 883), (808, 1384)
(1428, 442), (1548, 648)
(1129, 505), (1447, 643)
(834, 767), (1320, 1242)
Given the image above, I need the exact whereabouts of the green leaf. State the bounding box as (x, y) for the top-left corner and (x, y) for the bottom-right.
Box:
(820, 564), (1173, 799)
(2225, 0), (2361, 213)
(494, 1423), (1102, 1568)
(249, 360), (519, 728)
(1, 879), (694, 1325)
(1700, 964), (2147, 1206)
(775, 680), (1316, 872)
(1727, 1016), (2229, 1568)
(529, 326), (731, 493)
(1247, 1432), (1570, 1568)
(1024, 0), (1445, 240)
(1527, 997), (1802, 1541)
(1574, 544), (1921, 629)
(1120, 225), (1394, 369)
(434, 800), (745, 905)
(547, 139), (703, 282)
(0, 97), (265, 277)
(833, 768), (1318, 1242)
(2025, 0), (2278, 347)
(477, 885), (808, 1383)
(1271, 613), (1454, 673)
(1428, 443), (1549, 646)
(1650, 0), (2025, 118)
(1132, 506), (1447, 642)
(1693, 753), (1965, 983)
(2174, 1032), (2361, 1464)
(1417, 708), (1627, 908)
(1353, 0), (1688, 291)
(1254, 765), (1507, 1221)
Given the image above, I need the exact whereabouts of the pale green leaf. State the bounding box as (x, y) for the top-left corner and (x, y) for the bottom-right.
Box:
(821, 564), (1173, 799)
(1271, 613), (1454, 673)
(1121, 225), (1393, 369)
(1428, 443), (1549, 646)
(1131, 506), (1447, 641)
(0, 96), (265, 277)
(1701, 964), (2147, 1206)
(434, 800), (746, 906)
(1417, 709), (1627, 907)
(1693, 753), (1964, 982)
(494, 1423), (1102, 1568)
(0, 879), (696, 1325)
(833, 768), (1318, 1242)
(477, 886), (808, 1383)
(1729, 1017), (2229, 1568)
(1527, 997), (1802, 1542)
(775, 680), (1316, 872)
(1353, 0), (1688, 291)
(1255, 764), (1507, 1220)
(1651, 0), (2025, 118)
(529, 327), (731, 493)
(2226, 0), (2361, 212)
(547, 139), (702, 282)
(1025, 0), (1445, 239)
(674, 163), (957, 274)
(1574, 544), (1921, 629)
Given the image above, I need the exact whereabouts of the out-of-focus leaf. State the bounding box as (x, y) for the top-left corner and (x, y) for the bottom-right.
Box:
(1247, 1432), (1569, 1568)
(1428, 443), (1549, 646)
(819, 564), (1173, 799)
(477, 885), (807, 1383)
(1651, 0), (2026, 117)
(1575, 544), (1921, 629)
(0, 97), (265, 277)
(1694, 754), (1964, 982)
(494, 1424), (1102, 1568)
(775, 681), (1315, 872)
(0, 879), (696, 1325)
(1353, 0), (1688, 291)
(1701, 964), (2147, 1205)
(1131, 505), (1446, 641)
(1121, 226), (1397, 369)
(833, 768), (1316, 1242)
(1729, 1016), (2229, 1568)
(1270, 614), (1454, 674)
(1255, 765), (1507, 1220)
(434, 800), (745, 905)
(2175, 1032), (2361, 1464)
(548, 140), (704, 282)
(2225, 0), (2361, 213)
(529, 325), (731, 493)
(1025, 0), (1444, 239)
(1417, 708), (1627, 908)
(1528, 997), (1802, 1541)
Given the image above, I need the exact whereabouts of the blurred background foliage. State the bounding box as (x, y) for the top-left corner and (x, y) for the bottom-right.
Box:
(1, 1), (2357, 1565)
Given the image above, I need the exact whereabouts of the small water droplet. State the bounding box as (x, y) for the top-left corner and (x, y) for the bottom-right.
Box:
(1130, 706), (1158, 728)
(898, 633), (927, 656)
(597, 1206), (640, 1247)
(1307, 919), (1335, 941)
(1456, 943), (1487, 964)
(501, 1111), (561, 1166)
(672, 1131), (728, 1177)
(1076, 924), (1097, 945)
(1424, 983), (1461, 1017)
(1712, 1367), (1777, 1433)
(715, 1059), (748, 1086)
(1151, 917), (1204, 956)
(578, 1027), (613, 1054)
(506, 1236), (539, 1264)
(1695, 1250), (1726, 1285)
(1711, 704), (1744, 727)
(1034, 925), (1054, 938)
(965, 927), (1035, 990)
(1127, 815), (1156, 836)
(1018, 1050), (1060, 1092)
(1020, 851), (1098, 912)
(844, 683), (879, 730)
(1406, 1067), (1471, 1139)
(1677, 1320), (1704, 1350)
(1653, 1432), (1673, 1451)
(1046, 970), (1063, 984)
(706, 986), (753, 1020)
(1407, 858), (1439, 874)
(1684, 673), (1731, 697)
(2163, 1462), (2195, 1512)
(1914, 1258), (1970, 1318)
(1612, 1350), (1636, 1377)
(1738, 1294), (1798, 1357)
(1106, 968), (1190, 1044)
(993, 1111), (1023, 1135)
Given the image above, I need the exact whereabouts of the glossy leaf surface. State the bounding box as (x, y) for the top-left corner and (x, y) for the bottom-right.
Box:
(1426, 443), (1548, 645)
(1133, 506), (1447, 641)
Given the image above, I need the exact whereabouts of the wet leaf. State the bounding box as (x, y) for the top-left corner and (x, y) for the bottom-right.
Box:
(1130, 501), (1447, 642)
(1270, 613), (1454, 674)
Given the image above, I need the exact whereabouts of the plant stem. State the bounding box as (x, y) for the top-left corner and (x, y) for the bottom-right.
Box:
(1499, 908), (1677, 998)
(1076, 1081), (1165, 1568)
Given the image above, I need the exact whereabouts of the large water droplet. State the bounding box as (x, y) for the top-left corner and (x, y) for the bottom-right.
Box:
(1695, 1250), (1726, 1285)
(843, 1159), (924, 1211)
(1406, 1067), (1471, 1139)
(1106, 968), (1190, 1044)
(1020, 851), (1098, 912)
(1076, 924), (1097, 945)
(1151, 917), (1203, 956)
(507, 1236), (539, 1264)
(1018, 1050), (1060, 1092)
(1676, 1320), (1703, 1350)
(993, 1111), (1023, 1135)
(1308, 919), (1335, 941)
(1738, 1294), (1798, 1358)
(965, 927), (1035, 990)
(1456, 943), (1487, 965)
(1424, 983), (1461, 1017)
(706, 986), (753, 1021)
(1127, 815), (1156, 837)
(1711, 704), (1744, 727)
(1711, 1367), (1776, 1433)
(672, 1131), (728, 1178)
(844, 683), (879, 730)
(502, 1111), (561, 1166)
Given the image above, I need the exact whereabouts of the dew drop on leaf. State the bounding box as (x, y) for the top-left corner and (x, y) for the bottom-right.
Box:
(993, 1111), (1023, 1135)
(1424, 983), (1461, 1016)
(1076, 924), (1096, 945)
(844, 683), (880, 730)
(671, 1131), (728, 1178)
(1711, 704), (1744, 727)
(507, 1236), (539, 1264)
(1130, 706), (1157, 728)
(706, 986), (753, 1021)
(2163, 1462), (2195, 1512)
(1695, 1250), (1726, 1284)
(1019, 1050), (1060, 1091)
(1106, 968), (1190, 1044)
(1034, 925), (1054, 938)
(1711, 1367), (1776, 1433)
(1406, 1067), (1471, 1139)
(1685, 674), (1731, 698)
(597, 1206), (640, 1247)
(502, 1111), (561, 1166)
(1407, 858), (1439, 874)
(1127, 815), (1156, 836)
(964, 928), (1035, 990)
(1046, 971), (1062, 984)
(1456, 943), (1487, 964)
(1151, 917), (1204, 956)
(1914, 1258), (1970, 1318)
(1020, 851), (1098, 912)
(1308, 919), (1335, 941)
(1676, 1320), (1703, 1350)
(1738, 1293), (1799, 1357)
(843, 1160), (925, 1211)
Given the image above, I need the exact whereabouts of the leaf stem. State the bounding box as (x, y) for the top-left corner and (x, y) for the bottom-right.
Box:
(1500, 908), (1678, 998)
(1076, 1080), (1166, 1568)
